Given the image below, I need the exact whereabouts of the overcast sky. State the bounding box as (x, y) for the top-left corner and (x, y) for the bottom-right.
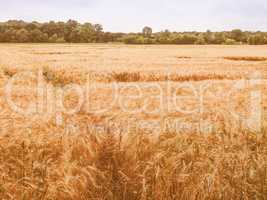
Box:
(1, 0), (266, 32)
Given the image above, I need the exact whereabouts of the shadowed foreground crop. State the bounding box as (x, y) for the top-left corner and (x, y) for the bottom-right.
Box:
(0, 126), (266, 199)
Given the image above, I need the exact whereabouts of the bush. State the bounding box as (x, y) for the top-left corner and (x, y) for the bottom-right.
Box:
(248, 35), (267, 45)
(195, 37), (206, 45)
(224, 38), (236, 45)
(56, 37), (66, 43)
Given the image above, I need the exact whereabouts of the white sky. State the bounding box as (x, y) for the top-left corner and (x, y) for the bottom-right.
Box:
(1, 0), (267, 32)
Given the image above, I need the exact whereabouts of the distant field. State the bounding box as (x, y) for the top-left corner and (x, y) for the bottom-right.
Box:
(1, 44), (267, 79)
(0, 44), (266, 199)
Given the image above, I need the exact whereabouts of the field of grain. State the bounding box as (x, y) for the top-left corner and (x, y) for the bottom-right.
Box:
(0, 44), (267, 199)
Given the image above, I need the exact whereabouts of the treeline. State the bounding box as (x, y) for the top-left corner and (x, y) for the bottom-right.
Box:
(0, 20), (267, 45)
(0, 20), (123, 43)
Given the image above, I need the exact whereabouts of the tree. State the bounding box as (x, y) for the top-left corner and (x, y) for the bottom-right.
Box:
(142, 26), (153, 37)
(56, 37), (66, 43)
(3, 28), (17, 42)
(25, 22), (39, 31)
(16, 29), (29, 42)
(94, 24), (103, 33)
(214, 32), (226, 44)
(170, 34), (182, 44)
(155, 30), (171, 44)
(30, 29), (48, 42)
(195, 36), (206, 45)
(0, 32), (3, 42)
(80, 23), (95, 42)
(64, 20), (79, 42)
(231, 29), (244, 42)
(204, 30), (215, 44)
(180, 34), (198, 44)
(6, 20), (26, 29)
(48, 33), (58, 43)
(41, 21), (60, 37)
(1, 19), (267, 45)
(248, 34), (267, 45)
(225, 38), (236, 45)
(69, 28), (81, 42)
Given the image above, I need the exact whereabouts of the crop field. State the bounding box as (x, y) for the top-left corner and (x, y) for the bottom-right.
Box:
(0, 44), (267, 199)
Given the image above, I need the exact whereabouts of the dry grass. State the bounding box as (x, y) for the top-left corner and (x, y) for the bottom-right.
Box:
(111, 71), (141, 82)
(0, 44), (267, 199)
(0, 125), (266, 199)
(223, 56), (267, 62)
(40, 69), (240, 85)
(110, 72), (240, 82)
(109, 71), (240, 82)
(176, 56), (191, 59)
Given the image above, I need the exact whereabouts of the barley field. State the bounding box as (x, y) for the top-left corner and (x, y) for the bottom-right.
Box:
(0, 44), (267, 199)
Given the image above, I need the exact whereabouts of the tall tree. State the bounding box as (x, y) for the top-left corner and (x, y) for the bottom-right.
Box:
(142, 26), (153, 37)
